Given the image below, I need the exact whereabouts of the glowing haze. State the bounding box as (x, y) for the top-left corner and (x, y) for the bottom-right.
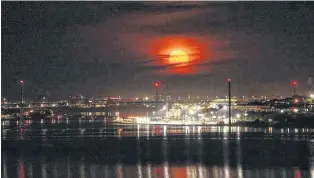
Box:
(151, 35), (214, 75)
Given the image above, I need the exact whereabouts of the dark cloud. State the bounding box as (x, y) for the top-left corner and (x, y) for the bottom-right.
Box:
(2, 2), (314, 100)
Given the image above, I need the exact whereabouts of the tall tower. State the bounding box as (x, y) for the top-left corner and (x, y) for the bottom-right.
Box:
(292, 80), (297, 97)
(153, 81), (160, 102)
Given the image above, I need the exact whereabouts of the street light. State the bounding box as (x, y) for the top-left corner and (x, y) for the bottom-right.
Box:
(19, 80), (24, 128)
(227, 78), (231, 126)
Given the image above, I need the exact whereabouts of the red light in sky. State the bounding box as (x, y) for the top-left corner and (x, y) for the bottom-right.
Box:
(292, 80), (297, 86)
(153, 81), (160, 88)
(20, 80), (24, 84)
(227, 78), (231, 82)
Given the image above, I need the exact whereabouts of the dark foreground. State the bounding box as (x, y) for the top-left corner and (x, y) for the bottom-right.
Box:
(2, 123), (314, 178)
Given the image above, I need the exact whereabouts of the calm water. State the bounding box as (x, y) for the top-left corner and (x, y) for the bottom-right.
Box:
(2, 122), (314, 178)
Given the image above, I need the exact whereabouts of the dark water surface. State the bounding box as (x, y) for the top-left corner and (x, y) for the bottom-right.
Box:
(2, 122), (314, 178)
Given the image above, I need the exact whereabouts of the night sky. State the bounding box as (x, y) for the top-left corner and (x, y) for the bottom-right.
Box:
(2, 2), (314, 100)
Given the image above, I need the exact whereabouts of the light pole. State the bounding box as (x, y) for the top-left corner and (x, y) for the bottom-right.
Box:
(153, 81), (160, 103)
(227, 78), (231, 126)
(19, 80), (24, 128)
(46, 91), (49, 107)
(292, 80), (297, 97)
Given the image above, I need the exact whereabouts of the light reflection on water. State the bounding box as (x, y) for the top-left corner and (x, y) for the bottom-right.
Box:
(2, 125), (314, 178)
(236, 131), (243, 178)
(309, 140), (314, 178)
(4, 124), (314, 141)
(2, 148), (314, 178)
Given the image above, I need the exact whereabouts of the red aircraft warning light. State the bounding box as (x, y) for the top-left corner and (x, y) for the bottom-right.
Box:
(227, 78), (231, 82)
(153, 81), (160, 88)
(291, 80), (298, 97)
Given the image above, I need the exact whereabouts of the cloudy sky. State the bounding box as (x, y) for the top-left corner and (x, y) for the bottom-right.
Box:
(2, 2), (314, 100)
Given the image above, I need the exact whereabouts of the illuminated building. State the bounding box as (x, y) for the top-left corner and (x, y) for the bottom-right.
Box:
(208, 98), (237, 108)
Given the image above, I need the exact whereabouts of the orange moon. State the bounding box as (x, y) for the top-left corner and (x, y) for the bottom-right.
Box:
(169, 49), (189, 66)
(151, 36), (209, 74)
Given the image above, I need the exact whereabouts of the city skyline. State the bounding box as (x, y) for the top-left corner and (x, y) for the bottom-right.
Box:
(2, 2), (314, 100)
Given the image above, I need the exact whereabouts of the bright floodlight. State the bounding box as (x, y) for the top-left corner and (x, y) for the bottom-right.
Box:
(236, 114), (241, 119)
(310, 94), (314, 99)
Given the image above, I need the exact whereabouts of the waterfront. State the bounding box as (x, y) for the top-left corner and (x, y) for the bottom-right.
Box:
(3, 104), (314, 128)
(3, 121), (314, 178)
(3, 1), (314, 178)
